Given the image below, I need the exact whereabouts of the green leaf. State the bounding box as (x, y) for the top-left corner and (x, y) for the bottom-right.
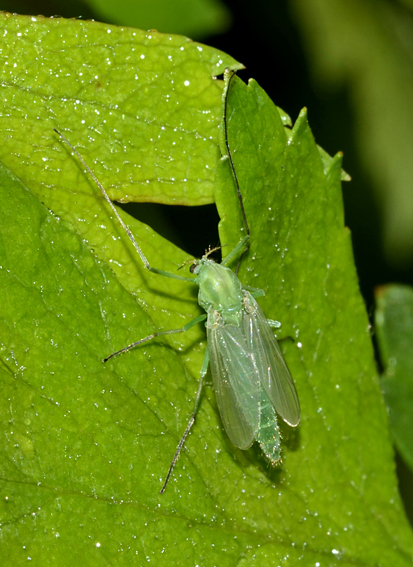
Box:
(1, 13), (413, 566)
(375, 284), (413, 472)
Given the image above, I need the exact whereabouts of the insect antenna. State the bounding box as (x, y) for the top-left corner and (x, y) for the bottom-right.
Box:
(179, 244), (226, 273)
(204, 244), (223, 258)
(177, 258), (195, 271)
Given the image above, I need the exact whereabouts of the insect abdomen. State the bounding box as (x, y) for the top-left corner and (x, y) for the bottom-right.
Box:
(256, 389), (282, 465)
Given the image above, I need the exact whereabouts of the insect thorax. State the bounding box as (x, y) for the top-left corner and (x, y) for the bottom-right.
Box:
(195, 258), (244, 321)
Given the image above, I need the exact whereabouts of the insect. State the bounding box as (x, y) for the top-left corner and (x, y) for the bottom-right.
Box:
(54, 72), (300, 493)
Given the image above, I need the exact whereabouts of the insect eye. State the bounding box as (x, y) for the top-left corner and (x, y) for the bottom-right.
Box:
(190, 263), (197, 274)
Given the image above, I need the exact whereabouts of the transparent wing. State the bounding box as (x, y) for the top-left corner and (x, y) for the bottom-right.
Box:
(243, 294), (301, 427)
(208, 322), (261, 449)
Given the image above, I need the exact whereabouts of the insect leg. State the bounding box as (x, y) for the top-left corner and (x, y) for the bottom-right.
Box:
(266, 319), (296, 343)
(220, 235), (249, 267)
(223, 69), (252, 274)
(267, 320), (297, 344)
(244, 285), (265, 299)
(54, 129), (194, 284)
(103, 314), (207, 362)
(223, 68), (250, 239)
(160, 346), (210, 494)
(266, 319), (282, 329)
